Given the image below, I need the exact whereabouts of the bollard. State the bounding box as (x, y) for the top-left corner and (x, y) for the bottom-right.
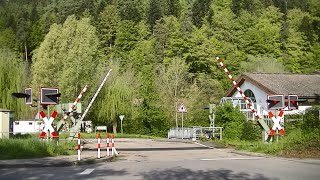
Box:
(77, 133), (81, 161)
(97, 133), (101, 159)
(111, 134), (115, 156)
(106, 133), (110, 157)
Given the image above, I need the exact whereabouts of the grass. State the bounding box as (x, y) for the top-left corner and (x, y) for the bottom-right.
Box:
(0, 138), (76, 160)
(0, 132), (160, 160)
(212, 129), (320, 158)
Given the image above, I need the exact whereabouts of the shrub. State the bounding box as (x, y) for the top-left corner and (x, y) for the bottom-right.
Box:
(241, 121), (261, 141)
(215, 102), (246, 140)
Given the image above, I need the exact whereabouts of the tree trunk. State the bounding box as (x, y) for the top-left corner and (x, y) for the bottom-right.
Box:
(113, 119), (117, 134)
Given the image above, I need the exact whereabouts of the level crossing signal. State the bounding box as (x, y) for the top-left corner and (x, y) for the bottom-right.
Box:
(288, 95), (298, 110)
(267, 95), (285, 110)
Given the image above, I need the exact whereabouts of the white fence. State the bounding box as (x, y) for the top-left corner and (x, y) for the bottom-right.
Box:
(168, 127), (223, 140)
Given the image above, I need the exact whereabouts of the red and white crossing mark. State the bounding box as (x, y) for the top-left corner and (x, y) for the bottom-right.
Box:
(61, 85), (88, 121)
(39, 111), (58, 138)
(216, 57), (260, 120)
(268, 111), (285, 136)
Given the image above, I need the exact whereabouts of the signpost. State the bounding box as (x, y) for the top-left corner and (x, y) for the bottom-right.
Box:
(119, 115), (124, 134)
(177, 103), (187, 139)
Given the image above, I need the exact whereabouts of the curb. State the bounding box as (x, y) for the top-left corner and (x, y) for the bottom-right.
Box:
(230, 150), (273, 158)
(0, 156), (115, 168)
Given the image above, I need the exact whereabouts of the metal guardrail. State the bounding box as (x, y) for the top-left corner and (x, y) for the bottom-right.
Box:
(167, 127), (223, 140)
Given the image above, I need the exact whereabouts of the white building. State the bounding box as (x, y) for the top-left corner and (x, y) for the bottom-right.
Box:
(13, 120), (44, 134)
(221, 73), (320, 119)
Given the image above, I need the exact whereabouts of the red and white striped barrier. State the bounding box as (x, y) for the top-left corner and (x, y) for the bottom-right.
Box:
(268, 111), (285, 136)
(216, 57), (260, 120)
(106, 133), (110, 157)
(39, 111), (58, 138)
(97, 133), (101, 159)
(77, 133), (81, 161)
(62, 85), (88, 121)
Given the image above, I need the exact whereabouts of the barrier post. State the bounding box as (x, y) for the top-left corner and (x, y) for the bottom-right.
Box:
(106, 133), (110, 157)
(111, 134), (115, 156)
(77, 133), (81, 161)
(97, 133), (101, 159)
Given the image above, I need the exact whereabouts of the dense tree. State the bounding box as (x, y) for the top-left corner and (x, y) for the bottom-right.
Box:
(147, 0), (163, 30)
(191, 0), (212, 28)
(0, 0), (319, 134)
(31, 16), (99, 104)
(97, 5), (120, 51)
(94, 62), (136, 133)
(0, 49), (29, 119)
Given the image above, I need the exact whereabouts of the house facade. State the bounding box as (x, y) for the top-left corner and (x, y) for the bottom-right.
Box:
(221, 73), (320, 119)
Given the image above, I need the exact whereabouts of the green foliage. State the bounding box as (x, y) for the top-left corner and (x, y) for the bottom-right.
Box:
(241, 121), (261, 141)
(191, 0), (212, 28)
(302, 106), (320, 130)
(0, 49), (28, 119)
(240, 55), (286, 73)
(147, 0), (163, 30)
(1, 0), (320, 137)
(31, 15), (99, 104)
(93, 61), (136, 133)
(215, 102), (246, 140)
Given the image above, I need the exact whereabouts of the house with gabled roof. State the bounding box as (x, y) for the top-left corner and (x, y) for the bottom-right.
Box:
(221, 73), (320, 119)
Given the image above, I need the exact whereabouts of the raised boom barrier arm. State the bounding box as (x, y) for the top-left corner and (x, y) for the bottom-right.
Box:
(56, 85), (89, 132)
(68, 69), (112, 140)
(215, 56), (270, 134)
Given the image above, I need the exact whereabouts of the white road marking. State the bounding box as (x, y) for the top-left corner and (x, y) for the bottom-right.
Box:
(194, 142), (215, 149)
(201, 157), (264, 161)
(79, 168), (95, 175)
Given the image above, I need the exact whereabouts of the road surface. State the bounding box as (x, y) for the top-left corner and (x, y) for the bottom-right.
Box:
(0, 138), (319, 180)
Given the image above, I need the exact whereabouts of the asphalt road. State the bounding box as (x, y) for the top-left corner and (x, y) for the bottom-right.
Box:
(0, 138), (320, 180)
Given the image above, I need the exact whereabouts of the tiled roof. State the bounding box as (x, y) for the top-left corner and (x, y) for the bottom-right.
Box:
(226, 73), (320, 98)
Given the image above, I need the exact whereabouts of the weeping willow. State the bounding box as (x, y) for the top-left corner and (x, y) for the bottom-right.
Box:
(96, 75), (134, 133)
(0, 49), (29, 120)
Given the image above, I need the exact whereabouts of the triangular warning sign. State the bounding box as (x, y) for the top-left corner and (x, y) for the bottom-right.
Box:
(178, 103), (187, 112)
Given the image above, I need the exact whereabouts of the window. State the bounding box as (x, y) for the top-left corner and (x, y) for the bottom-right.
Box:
(29, 122), (33, 125)
(244, 89), (256, 102)
(15, 122), (19, 125)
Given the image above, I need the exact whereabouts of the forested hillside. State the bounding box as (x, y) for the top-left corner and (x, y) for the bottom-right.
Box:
(0, 0), (319, 135)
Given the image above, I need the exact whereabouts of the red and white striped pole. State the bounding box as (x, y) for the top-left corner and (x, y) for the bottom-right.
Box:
(97, 133), (101, 159)
(216, 57), (260, 120)
(77, 133), (81, 161)
(111, 134), (115, 156)
(106, 133), (110, 157)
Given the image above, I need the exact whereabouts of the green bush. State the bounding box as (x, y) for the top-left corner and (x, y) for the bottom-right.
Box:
(241, 121), (261, 141)
(215, 102), (246, 140)
(302, 106), (320, 130)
